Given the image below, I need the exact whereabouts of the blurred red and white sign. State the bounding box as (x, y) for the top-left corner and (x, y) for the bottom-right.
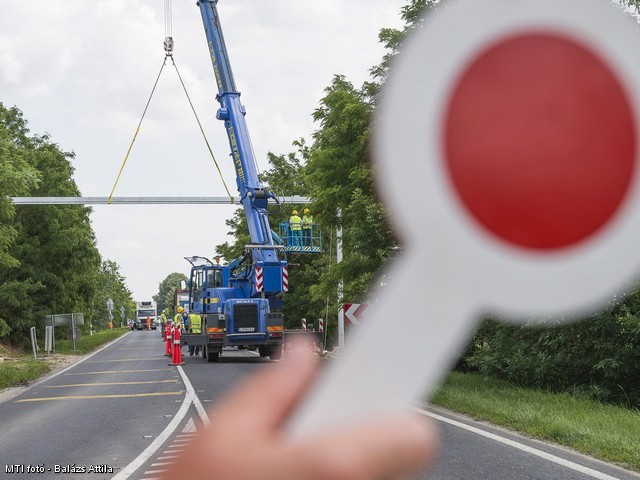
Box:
(344, 303), (369, 325)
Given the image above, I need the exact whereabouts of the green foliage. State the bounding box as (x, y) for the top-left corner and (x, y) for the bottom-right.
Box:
(213, 2), (437, 346)
(369, 0), (441, 85)
(0, 358), (52, 389)
(154, 272), (189, 316)
(306, 76), (374, 228)
(215, 208), (250, 261)
(0, 104), (134, 344)
(55, 327), (128, 355)
(89, 260), (136, 330)
(464, 291), (640, 407)
(433, 372), (640, 471)
(0, 105), (42, 338)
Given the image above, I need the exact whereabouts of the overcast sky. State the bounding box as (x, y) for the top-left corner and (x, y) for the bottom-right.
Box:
(0, 0), (407, 301)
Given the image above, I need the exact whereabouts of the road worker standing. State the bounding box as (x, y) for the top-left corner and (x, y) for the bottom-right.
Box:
(302, 208), (313, 247)
(174, 306), (184, 330)
(189, 313), (202, 356)
(289, 210), (302, 246)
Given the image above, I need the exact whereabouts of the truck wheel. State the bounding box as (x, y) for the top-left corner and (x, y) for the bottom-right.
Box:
(258, 345), (270, 357)
(206, 347), (219, 363)
(269, 346), (282, 360)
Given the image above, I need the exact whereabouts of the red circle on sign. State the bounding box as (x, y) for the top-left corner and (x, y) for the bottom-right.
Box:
(444, 33), (636, 250)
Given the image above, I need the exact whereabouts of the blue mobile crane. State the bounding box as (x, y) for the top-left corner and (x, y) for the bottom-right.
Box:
(180, 0), (320, 362)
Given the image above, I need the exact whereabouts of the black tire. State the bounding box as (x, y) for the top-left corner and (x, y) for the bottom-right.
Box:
(269, 346), (282, 360)
(206, 347), (219, 363)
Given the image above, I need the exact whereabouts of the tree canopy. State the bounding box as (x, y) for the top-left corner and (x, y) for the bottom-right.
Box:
(154, 272), (189, 317)
(0, 103), (134, 344)
(211, 0), (640, 405)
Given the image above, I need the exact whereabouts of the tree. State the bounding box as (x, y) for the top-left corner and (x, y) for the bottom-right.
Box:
(0, 103), (120, 344)
(90, 260), (136, 330)
(369, 0), (441, 94)
(212, 1), (441, 343)
(155, 272), (189, 316)
(0, 104), (41, 338)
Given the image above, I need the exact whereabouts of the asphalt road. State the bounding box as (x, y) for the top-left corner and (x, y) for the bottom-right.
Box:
(0, 330), (183, 479)
(1, 332), (639, 480)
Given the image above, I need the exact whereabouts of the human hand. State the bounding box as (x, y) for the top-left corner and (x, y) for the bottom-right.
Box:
(161, 349), (438, 480)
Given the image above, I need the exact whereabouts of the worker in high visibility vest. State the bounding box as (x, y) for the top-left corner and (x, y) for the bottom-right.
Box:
(174, 306), (184, 331)
(302, 208), (313, 247)
(188, 313), (202, 356)
(289, 209), (302, 246)
(159, 312), (168, 337)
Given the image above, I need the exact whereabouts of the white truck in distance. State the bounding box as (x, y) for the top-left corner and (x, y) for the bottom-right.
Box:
(135, 300), (158, 330)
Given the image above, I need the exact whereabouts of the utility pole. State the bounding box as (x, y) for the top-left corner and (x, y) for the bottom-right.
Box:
(337, 208), (344, 349)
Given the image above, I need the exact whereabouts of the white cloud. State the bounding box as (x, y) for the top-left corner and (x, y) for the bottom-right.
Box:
(1, 0), (407, 299)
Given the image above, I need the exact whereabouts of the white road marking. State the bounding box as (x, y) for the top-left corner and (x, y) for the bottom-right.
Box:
(182, 417), (196, 433)
(0, 333), (132, 405)
(416, 408), (621, 480)
(113, 360), (211, 478)
(177, 366), (211, 426)
(112, 382), (191, 479)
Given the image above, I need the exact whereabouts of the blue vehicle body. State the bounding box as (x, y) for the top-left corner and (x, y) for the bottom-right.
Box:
(184, 1), (293, 361)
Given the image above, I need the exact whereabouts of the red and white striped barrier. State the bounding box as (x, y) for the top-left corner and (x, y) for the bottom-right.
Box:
(255, 266), (263, 292)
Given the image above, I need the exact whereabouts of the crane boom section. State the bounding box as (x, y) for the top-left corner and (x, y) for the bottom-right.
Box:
(199, 0), (277, 263)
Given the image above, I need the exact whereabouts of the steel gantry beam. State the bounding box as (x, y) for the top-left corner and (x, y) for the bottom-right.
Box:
(10, 196), (312, 205)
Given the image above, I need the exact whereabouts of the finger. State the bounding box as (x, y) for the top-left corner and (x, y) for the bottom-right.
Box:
(298, 413), (438, 480)
(214, 346), (318, 432)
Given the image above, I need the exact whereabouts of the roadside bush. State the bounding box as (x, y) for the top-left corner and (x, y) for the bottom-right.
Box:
(464, 290), (640, 408)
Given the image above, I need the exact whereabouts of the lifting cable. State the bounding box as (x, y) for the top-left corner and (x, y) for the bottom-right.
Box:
(108, 0), (233, 204)
(108, 59), (166, 204)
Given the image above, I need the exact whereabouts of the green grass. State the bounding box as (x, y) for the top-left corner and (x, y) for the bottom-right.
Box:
(0, 358), (52, 389)
(0, 328), (129, 389)
(431, 372), (640, 472)
(54, 327), (129, 354)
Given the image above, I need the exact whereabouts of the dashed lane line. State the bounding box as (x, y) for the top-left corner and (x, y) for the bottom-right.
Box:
(15, 392), (184, 403)
(112, 368), (209, 479)
(64, 368), (170, 375)
(0, 333), (132, 405)
(45, 380), (178, 388)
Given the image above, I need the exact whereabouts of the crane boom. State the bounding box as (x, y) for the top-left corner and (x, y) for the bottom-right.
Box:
(198, 0), (278, 264)
(180, 2), (323, 363)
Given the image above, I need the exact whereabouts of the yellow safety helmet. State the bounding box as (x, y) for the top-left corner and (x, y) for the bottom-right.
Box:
(177, 306), (184, 313)
(292, 210), (298, 215)
(304, 208), (310, 214)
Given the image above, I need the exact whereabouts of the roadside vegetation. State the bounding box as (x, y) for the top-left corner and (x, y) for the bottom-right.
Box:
(0, 358), (51, 390)
(0, 329), (129, 389)
(214, 0), (640, 410)
(53, 327), (129, 355)
(432, 372), (640, 472)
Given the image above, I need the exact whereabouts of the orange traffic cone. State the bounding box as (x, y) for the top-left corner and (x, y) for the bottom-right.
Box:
(169, 327), (184, 366)
(164, 327), (172, 357)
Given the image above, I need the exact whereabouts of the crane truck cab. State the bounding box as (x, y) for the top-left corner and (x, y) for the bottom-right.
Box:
(181, 256), (284, 362)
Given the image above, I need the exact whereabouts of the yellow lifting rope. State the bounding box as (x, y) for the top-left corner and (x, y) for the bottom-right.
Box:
(108, 0), (233, 204)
